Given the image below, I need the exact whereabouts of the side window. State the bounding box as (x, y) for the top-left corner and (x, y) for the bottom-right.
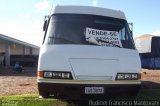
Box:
(45, 18), (55, 45)
(118, 25), (135, 49)
(118, 27), (125, 40)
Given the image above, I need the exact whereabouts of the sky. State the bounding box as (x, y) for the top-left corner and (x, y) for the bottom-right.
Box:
(0, 0), (160, 46)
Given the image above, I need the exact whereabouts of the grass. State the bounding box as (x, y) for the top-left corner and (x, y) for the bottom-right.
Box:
(0, 89), (160, 106)
(0, 94), (68, 106)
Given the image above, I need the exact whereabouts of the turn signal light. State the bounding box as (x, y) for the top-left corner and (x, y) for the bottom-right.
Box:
(38, 71), (43, 77)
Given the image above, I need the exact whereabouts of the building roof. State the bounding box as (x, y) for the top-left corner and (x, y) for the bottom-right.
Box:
(134, 34), (160, 53)
(52, 5), (126, 20)
(0, 34), (39, 49)
(134, 34), (153, 40)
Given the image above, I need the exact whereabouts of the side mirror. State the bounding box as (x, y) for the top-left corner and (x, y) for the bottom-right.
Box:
(43, 20), (48, 31)
(43, 15), (49, 31)
(128, 22), (133, 36)
(130, 30), (133, 36)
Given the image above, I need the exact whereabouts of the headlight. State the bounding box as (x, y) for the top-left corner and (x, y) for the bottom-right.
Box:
(116, 73), (139, 80)
(43, 72), (52, 78)
(117, 74), (125, 79)
(43, 71), (72, 79)
(125, 74), (132, 79)
(132, 74), (138, 79)
(62, 73), (70, 79)
(53, 72), (62, 78)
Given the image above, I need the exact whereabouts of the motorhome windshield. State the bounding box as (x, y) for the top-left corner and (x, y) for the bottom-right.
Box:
(45, 14), (135, 49)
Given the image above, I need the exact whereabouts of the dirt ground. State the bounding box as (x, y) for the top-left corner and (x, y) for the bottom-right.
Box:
(0, 67), (160, 96)
(141, 69), (160, 83)
(0, 67), (38, 96)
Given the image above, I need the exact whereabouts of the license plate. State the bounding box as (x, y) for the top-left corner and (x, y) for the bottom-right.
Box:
(85, 87), (104, 94)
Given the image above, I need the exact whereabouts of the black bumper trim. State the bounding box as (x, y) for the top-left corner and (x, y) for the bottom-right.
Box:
(38, 82), (141, 99)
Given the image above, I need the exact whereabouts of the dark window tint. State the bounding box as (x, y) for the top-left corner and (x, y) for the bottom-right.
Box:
(45, 14), (135, 49)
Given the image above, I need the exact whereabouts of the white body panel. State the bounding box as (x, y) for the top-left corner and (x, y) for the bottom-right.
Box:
(38, 45), (141, 81)
(53, 6), (126, 20)
(69, 58), (119, 80)
(38, 6), (141, 84)
(37, 6), (141, 99)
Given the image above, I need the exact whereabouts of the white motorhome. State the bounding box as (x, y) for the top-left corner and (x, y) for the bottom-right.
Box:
(37, 5), (141, 99)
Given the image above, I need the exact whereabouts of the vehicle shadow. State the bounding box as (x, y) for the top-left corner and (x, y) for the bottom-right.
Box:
(141, 81), (160, 89)
(64, 81), (160, 106)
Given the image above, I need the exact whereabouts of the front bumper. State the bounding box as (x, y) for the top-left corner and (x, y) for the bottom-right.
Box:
(38, 79), (141, 99)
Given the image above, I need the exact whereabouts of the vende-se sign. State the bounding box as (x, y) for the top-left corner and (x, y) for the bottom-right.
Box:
(85, 27), (122, 47)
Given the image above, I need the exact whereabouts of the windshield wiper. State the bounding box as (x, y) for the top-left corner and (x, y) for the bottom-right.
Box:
(86, 37), (121, 48)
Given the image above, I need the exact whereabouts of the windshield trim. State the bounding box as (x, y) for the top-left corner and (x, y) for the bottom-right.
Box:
(44, 14), (135, 49)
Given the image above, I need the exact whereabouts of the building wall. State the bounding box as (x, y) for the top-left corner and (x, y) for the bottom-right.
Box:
(10, 44), (23, 55)
(25, 47), (30, 55)
(32, 48), (39, 55)
(0, 45), (5, 53)
(8, 43), (39, 55)
(0, 36), (39, 66)
(0, 40), (39, 55)
(0, 41), (5, 53)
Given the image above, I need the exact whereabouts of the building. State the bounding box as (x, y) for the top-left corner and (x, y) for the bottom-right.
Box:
(0, 34), (39, 67)
(134, 34), (160, 69)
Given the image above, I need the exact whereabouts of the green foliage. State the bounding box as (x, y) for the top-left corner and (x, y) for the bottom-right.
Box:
(0, 90), (160, 106)
(0, 94), (67, 106)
